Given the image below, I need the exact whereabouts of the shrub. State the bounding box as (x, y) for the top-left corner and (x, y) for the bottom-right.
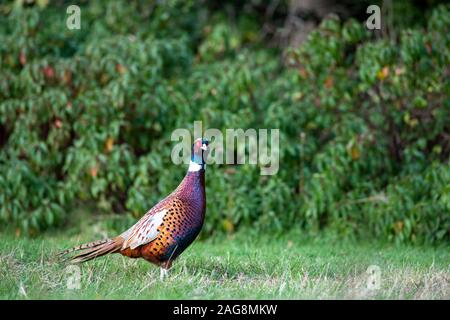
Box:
(0, 1), (448, 244)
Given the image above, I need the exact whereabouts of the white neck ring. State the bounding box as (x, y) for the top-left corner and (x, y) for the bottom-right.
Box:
(188, 161), (205, 172)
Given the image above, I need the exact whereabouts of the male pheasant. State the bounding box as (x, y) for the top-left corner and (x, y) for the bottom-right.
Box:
(58, 138), (209, 280)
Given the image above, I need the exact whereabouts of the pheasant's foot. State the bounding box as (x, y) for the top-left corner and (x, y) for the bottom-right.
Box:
(160, 267), (169, 281)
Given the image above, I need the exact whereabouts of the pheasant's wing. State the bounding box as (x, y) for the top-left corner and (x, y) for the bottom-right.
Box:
(120, 206), (168, 250)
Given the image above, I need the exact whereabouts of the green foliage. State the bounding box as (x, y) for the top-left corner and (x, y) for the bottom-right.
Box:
(284, 11), (450, 245)
(0, 1), (448, 244)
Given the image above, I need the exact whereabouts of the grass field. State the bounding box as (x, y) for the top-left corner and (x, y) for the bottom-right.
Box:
(0, 229), (449, 300)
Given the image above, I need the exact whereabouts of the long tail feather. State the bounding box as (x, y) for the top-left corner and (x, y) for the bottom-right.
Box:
(57, 238), (122, 264)
(57, 239), (110, 257)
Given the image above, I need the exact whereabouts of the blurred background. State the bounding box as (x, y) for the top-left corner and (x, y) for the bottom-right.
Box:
(0, 0), (449, 245)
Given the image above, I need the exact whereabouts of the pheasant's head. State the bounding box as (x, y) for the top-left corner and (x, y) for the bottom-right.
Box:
(189, 138), (209, 171)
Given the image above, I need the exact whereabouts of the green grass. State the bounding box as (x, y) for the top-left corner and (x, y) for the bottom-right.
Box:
(0, 229), (448, 299)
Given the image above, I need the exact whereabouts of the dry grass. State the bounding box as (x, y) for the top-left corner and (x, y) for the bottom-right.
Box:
(0, 231), (448, 299)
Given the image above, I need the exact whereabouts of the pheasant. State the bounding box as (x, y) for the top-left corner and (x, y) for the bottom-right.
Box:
(58, 138), (209, 280)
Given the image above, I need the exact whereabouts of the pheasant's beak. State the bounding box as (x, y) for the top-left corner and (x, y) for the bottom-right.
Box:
(201, 143), (208, 151)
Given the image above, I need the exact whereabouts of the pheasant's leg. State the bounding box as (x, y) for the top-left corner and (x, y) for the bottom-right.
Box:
(160, 267), (168, 281)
